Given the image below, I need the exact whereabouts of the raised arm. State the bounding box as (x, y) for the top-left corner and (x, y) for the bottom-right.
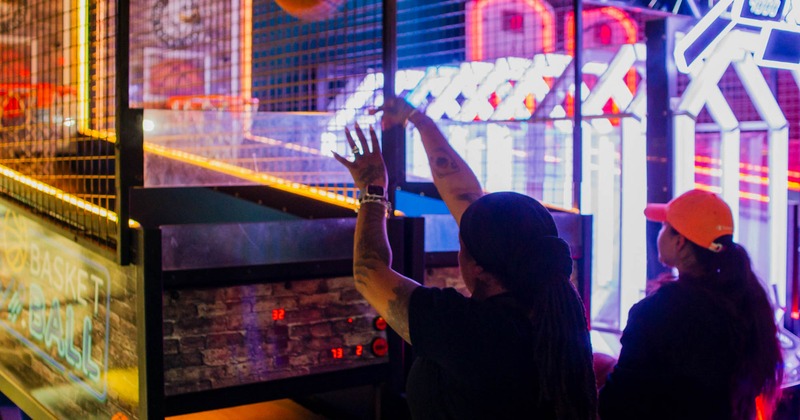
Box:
(381, 97), (483, 226)
(333, 124), (419, 344)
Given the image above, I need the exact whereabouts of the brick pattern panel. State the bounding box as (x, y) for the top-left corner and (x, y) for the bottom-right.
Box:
(162, 276), (388, 395)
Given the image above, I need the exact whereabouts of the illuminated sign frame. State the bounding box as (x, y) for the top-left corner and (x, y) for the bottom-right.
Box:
(675, 0), (800, 72)
(0, 206), (113, 402)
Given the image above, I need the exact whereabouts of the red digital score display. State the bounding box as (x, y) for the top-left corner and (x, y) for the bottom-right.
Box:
(330, 344), (376, 359)
(331, 348), (344, 359)
(328, 316), (390, 361)
(272, 308), (285, 321)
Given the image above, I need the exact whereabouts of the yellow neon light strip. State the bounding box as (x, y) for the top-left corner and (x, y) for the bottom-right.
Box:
(80, 128), (116, 143)
(0, 164), (119, 223)
(144, 143), (359, 210)
(80, 129), (358, 209)
(78, 0), (89, 133)
(242, 0), (253, 101)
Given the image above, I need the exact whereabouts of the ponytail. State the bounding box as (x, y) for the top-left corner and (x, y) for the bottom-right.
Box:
(688, 238), (783, 418)
(500, 236), (597, 420)
(503, 236), (574, 306)
(459, 192), (597, 419)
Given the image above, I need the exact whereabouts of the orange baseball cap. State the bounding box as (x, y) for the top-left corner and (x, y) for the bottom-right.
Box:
(644, 189), (734, 252)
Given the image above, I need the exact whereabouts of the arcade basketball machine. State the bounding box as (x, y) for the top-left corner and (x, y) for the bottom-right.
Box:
(0, 0), (402, 418)
(0, 0), (795, 419)
(0, 0), (593, 418)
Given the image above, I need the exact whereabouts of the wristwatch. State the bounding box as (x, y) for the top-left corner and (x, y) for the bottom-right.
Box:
(363, 185), (386, 200)
(359, 185), (391, 216)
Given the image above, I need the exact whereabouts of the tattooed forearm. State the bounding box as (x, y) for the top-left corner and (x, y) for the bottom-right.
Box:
(356, 164), (384, 186)
(353, 258), (382, 287)
(428, 148), (461, 178)
(355, 208), (390, 265)
(387, 284), (413, 343)
(353, 265), (370, 287)
(353, 203), (391, 285)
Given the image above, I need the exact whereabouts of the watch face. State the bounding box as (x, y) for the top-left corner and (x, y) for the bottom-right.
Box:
(366, 185), (385, 197)
(152, 0), (204, 49)
(0, 0), (25, 34)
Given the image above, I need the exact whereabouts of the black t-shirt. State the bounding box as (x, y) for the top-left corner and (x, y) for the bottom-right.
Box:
(598, 280), (737, 419)
(406, 287), (556, 420)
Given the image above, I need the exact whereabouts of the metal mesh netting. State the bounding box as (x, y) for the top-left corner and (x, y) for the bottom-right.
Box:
(397, 1), (649, 207)
(0, 0), (117, 246)
(130, 0), (383, 204)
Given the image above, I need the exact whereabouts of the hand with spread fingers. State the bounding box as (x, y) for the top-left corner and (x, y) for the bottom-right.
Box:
(371, 96), (418, 130)
(331, 122), (418, 347)
(332, 123), (387, 192)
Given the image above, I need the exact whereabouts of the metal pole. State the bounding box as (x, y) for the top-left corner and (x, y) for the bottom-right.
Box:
(645, 18), (677, 279)
(382, 0), (403, 207)
(572, 0), (583, 210)
(115, 0), (143, 265)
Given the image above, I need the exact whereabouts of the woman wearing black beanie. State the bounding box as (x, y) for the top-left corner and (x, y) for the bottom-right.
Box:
(333, 97), (596, 419)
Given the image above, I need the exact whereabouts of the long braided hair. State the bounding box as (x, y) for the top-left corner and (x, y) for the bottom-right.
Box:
(460, 192), (597, 420)
(679, 231), (783, 419)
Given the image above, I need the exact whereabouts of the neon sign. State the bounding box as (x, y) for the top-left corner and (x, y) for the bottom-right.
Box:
(675, 0), (800, 72)
(0, 207), (112, 401)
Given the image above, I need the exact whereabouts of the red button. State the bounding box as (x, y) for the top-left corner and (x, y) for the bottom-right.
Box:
(371, 337), (389, 357)
(373, 316), (387, 331)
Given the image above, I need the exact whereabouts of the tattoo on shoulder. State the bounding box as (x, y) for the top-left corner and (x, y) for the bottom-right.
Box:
(387, 284), (413, 340)
(456, 192), (482, 204)
(429, 149), (460, 178)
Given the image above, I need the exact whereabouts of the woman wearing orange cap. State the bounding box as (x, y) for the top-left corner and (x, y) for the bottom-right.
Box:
(598, 189), (783, 419)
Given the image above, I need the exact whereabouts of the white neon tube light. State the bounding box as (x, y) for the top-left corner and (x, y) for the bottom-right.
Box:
(720, 128), (741, 241)
(769, 127), (789, 302)
(733, 56), (788, 130)
(619, 118), (647, 328)
(596, 136), (615, 295)
(485, 124), (513, 191)
(673, 114), (698, 195)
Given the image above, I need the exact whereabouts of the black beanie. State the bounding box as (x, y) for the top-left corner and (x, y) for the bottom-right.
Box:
(460, 192), (573, 296)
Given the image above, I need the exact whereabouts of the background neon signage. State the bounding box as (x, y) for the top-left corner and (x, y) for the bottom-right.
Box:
(675, 0), (800, 72)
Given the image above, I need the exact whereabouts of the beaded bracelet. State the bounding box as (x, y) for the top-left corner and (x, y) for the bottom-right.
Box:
(358, 196), (392, 218)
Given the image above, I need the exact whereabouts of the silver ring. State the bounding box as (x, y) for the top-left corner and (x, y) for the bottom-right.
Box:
(352, 148), (361, 155)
